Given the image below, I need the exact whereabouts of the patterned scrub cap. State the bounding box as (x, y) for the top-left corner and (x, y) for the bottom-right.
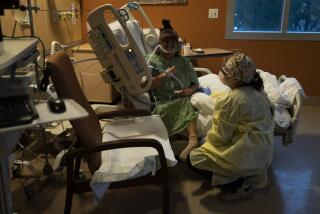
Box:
(222, 52), (256, 84)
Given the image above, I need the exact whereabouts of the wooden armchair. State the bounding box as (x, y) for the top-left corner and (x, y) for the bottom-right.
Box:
(46, 51), (170, 214)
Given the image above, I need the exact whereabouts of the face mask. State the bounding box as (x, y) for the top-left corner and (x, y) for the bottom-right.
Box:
(219, 70), (242, 88)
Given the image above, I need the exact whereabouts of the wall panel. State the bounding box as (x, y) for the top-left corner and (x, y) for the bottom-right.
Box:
(1, 0), (82, 50)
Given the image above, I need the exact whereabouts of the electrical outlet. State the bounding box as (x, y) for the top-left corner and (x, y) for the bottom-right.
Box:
(208, 8), (218, 19)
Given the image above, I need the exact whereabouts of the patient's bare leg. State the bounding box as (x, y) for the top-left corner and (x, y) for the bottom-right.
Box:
(179, 119), (198, 161)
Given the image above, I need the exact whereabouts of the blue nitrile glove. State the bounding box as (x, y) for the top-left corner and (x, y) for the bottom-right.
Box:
(199, 137), (206, 145)
(199, 87), (211, 95)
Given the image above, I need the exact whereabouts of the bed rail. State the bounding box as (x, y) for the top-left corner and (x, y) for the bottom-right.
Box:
(274, 75), (303, 146)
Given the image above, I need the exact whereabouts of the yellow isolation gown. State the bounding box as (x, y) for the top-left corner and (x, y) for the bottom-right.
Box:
(190, 86), (274, 187)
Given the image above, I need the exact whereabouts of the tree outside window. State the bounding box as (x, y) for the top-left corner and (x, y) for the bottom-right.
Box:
(226, 0), (320, 40)
(288, 0), (320, 32)
(234, 0), (283, 32)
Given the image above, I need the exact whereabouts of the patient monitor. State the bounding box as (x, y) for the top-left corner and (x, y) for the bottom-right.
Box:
(87, 4), (152, 96)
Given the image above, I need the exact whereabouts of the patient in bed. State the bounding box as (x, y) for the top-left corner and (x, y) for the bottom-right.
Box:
(187, 53), (274, 203)
(147, 20), (199, 161)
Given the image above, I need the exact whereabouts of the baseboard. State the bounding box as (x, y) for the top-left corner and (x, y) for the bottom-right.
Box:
(303, 96), (320, 106)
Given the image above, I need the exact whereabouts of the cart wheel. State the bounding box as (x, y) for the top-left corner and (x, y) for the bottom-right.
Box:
(24, 186), (34, 199)
(78, 170), (86, 180)
(12, 164), (21, 178)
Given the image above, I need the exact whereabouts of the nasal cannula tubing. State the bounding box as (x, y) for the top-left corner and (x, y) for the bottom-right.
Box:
(127, 44), (187, 109)
(147, 44), (185, 89)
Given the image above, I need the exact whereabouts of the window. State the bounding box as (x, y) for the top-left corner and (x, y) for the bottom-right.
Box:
(226, 0), (320, 40)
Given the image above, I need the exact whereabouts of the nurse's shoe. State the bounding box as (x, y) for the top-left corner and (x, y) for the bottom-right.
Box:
(179, 136), (198, 161)
(246, 173), (268, 189)
(217, 179), (252, 204)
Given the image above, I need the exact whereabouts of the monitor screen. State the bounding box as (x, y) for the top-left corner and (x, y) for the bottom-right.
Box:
(0, 0), (20, 15)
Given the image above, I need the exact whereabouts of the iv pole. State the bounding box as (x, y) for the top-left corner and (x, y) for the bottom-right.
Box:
(25, 1), (54, 176)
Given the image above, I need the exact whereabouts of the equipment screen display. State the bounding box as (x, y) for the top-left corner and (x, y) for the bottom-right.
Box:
(0, 0), (20, 15)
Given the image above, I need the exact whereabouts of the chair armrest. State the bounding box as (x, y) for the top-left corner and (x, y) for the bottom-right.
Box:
(96, 109), (151, 120)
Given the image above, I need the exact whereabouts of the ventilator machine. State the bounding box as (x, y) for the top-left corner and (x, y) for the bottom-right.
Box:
(87, 4), (152, 97)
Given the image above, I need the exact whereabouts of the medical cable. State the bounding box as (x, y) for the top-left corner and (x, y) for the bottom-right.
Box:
(124, 66), (186, 110)
(146, 44), (185, 89)
(69, 32), (89, 58)
(72, 58), (98, 64)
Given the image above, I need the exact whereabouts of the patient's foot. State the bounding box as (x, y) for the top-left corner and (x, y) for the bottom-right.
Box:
(179, 136), (198, 161)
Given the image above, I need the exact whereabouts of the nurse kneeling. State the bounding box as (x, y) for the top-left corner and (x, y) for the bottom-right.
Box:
(187, 52), (274, 203)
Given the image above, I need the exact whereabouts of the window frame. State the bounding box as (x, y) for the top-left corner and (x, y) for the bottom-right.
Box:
(225, 0), (320, 41)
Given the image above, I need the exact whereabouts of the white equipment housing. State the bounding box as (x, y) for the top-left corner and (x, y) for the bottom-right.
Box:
(87, 4), (152, 96)
(120, 1), (159, 54)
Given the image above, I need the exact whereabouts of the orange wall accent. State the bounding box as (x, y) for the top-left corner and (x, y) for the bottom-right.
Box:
(82, 0), (320, 96)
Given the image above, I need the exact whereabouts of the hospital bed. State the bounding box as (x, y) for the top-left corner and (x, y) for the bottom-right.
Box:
(193, 72), (304, 146)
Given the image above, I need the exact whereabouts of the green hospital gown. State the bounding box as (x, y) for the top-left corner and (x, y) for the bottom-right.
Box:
(147, 54), (199, 136)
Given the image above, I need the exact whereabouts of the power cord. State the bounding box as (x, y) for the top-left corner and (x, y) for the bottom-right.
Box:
(69, 32), (88, 59)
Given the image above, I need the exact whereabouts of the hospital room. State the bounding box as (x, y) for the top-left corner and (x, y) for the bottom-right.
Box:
(0, 0), (320, 213)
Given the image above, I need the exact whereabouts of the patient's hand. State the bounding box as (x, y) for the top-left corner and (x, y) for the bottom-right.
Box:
(164, 66), (176, 75)
(174, 88), (194, 97)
